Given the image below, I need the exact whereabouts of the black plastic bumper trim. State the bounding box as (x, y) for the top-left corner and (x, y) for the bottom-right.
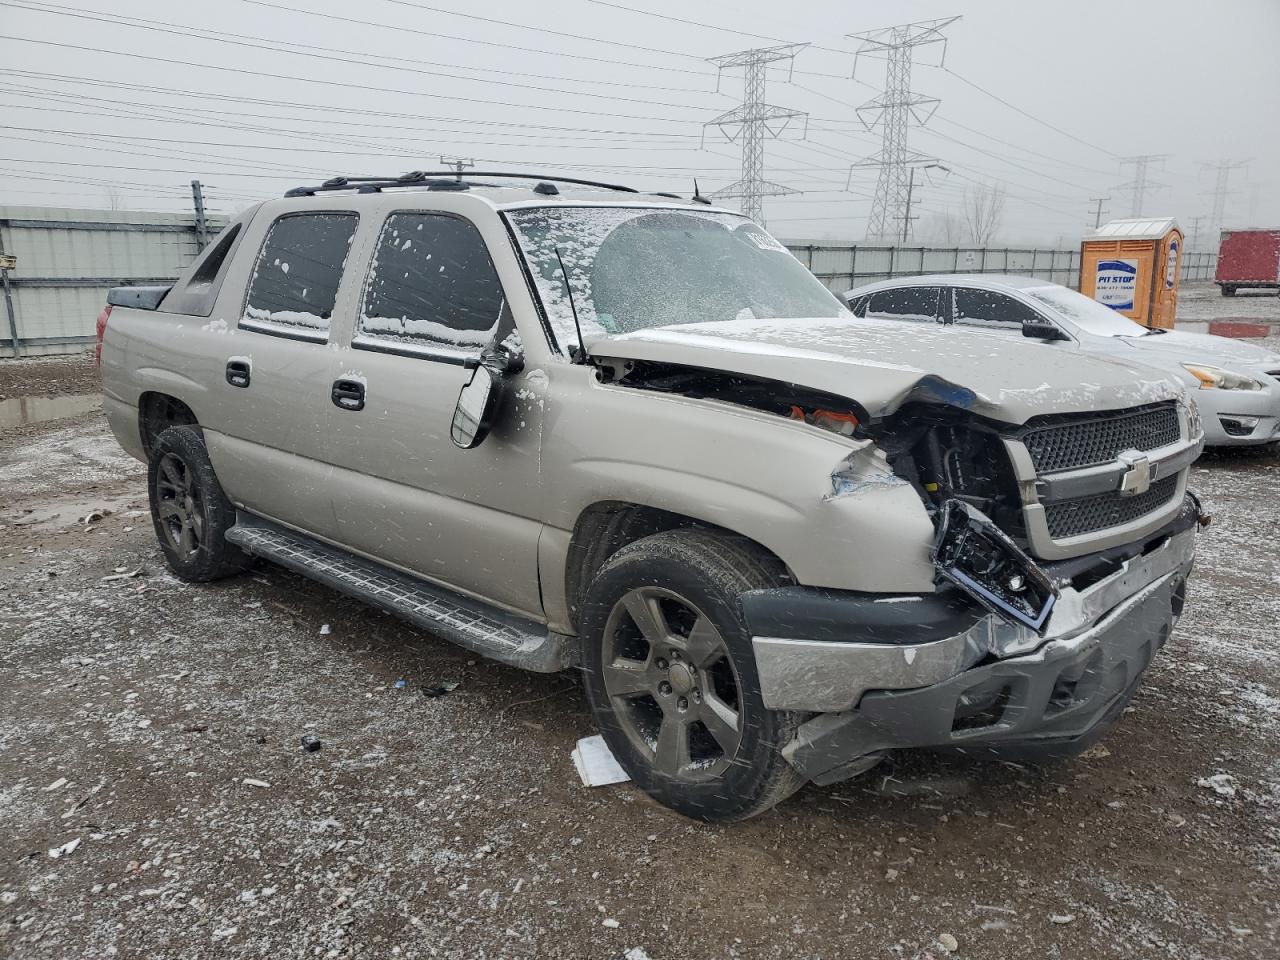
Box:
(741, 585), (984, 647)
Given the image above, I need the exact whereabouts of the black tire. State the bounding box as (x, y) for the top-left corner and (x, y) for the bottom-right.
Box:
(1221, 285), (1236, 297)
(580, 529), (806, 822)
(148, 426), (251, 582)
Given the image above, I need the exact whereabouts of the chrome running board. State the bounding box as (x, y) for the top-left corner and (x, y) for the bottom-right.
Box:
(226, 515), (569, 673)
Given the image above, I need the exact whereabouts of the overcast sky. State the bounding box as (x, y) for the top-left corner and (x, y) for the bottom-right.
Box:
(1, 0), (1276, 246)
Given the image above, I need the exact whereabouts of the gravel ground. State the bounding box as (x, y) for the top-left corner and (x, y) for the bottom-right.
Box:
(0, 353), (98, 402)
(1176, 283), (1280, 324)
(2, 328), (1279, 958)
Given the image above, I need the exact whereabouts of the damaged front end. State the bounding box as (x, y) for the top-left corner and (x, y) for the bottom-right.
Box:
(932, 499), (1057, 634)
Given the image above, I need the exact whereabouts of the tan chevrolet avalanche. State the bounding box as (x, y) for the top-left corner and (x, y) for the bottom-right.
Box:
(98, 172), (1206, 821)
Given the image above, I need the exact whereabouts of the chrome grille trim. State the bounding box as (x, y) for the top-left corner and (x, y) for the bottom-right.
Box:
(1002, 401), (1200, 561)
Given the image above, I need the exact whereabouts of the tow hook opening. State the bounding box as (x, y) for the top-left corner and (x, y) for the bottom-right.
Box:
(933, 499), (1058, 634)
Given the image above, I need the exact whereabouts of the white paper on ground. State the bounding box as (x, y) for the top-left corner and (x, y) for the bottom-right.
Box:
(572, 734), (631, 787)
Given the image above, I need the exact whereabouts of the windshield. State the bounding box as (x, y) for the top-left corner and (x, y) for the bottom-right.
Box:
(1025, 284), (1152, 337)
(505, 206), (850, 352)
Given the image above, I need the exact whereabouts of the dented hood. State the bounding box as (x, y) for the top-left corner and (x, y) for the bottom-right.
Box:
(587, 316), (1186, 424)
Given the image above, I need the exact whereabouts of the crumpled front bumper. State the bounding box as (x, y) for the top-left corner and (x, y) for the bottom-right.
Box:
(747, 503), (1198, 786)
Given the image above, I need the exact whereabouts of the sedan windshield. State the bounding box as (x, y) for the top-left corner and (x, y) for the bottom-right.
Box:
(505, 206), (850, 352)
(1025, 284), (1154, 337)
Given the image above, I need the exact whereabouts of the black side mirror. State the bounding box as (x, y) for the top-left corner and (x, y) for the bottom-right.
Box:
(1022, 320), (1068, 341)
(451, 347), (518, 450)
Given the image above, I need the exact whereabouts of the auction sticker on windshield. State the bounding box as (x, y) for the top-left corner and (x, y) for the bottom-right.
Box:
(1095, 258), (1139, 310)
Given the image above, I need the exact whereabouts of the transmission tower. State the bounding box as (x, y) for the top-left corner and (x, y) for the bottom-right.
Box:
(1088, 196), (1110, 230)
(1116, 155), (1169, 217)
(847, 17), (959, 241)
(703, 44), (808, 226)
(1200, 159), (1249, 236)
(1187, 215), (1206, 251)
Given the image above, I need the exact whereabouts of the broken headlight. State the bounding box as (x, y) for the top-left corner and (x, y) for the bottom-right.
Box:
(933, 499), (1058, 634)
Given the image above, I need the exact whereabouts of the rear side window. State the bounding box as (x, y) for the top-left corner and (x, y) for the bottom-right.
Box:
(241, 212), (358, 339)
(356, 213), (505, 355)
(953, 288), (1039, 331)
(865, 287), (940, 322)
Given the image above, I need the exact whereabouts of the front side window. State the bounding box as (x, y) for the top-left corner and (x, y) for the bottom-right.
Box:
(357, 213), (505, 354)
(864, 287), (941, 323)
(952, 288), (1039, 331)
(241, 212), (358, 338)
(505, 206), (849, 353)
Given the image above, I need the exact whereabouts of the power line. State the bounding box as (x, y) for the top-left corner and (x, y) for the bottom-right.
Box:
(703, 44), (809, 225)
(1, 1), (725, 113)
(0, 36), (708, 126)
(368, 0), (708, 61)
(240, 0), (717, 79)
(937, 65), (1119, 160)
(583, 0), (857, 57)
(0, 71), (701, 142)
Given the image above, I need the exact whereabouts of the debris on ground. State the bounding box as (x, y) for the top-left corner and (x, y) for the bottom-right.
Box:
(1197, 773), (1238, 798)
(242, 778), (271, 789)
(300, 736), (322, 753)
(47, 838), (81, 859)
(101, 564), (144, 582)
(573, 735), (630, 788)
(421, 681), (460, 698)
(937, 932), (959, 953)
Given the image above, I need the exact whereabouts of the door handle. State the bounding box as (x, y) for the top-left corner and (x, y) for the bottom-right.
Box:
(331, 378), (366, 412)
(226, 359), (251, 388)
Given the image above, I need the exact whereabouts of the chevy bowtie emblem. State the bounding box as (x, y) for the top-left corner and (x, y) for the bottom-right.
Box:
(1117, 451), (1152, 496)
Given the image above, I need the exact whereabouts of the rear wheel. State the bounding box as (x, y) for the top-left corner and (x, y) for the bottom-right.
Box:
(580, 530), (806, 821)
(148, 426), (251, 582)
(1221, 285), (1236, 297)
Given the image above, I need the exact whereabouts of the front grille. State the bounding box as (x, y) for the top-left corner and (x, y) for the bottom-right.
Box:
(1044, 475), (1179, 539)
(1023, 404), (1180, 473)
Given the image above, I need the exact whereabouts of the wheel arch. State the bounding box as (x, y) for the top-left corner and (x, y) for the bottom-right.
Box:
(563, 499), (792, 634)
(138, 392), (199, 459)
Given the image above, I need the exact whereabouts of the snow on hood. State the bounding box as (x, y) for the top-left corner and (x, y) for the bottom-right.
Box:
(1118, 329), (1280, 370)
(587, 316), (1187, 425)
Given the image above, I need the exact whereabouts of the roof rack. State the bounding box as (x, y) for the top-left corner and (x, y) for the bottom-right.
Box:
(284, 171), (644, 198)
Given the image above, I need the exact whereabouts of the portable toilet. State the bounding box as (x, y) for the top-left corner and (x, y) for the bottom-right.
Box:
(1080, 217), (1184, 329)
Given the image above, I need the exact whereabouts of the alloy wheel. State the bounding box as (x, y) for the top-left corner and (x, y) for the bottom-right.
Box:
(600, 586), (744, 780)
(155, 453), (204, 557)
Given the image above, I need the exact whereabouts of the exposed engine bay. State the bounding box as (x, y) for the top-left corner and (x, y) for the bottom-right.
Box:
(598, 358), (1024, 537)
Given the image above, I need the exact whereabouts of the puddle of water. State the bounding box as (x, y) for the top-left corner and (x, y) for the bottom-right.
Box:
(5, 492), (143, 529)
(0, 394), (102, 430)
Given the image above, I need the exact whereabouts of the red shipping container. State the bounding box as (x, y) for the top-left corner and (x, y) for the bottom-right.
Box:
(1215, 229), (1280, 296)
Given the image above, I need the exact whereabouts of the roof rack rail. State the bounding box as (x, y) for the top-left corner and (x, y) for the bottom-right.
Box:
(284, 171), (644, 198)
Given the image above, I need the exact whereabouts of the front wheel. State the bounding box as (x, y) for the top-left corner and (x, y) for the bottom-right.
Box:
(148, 426), (251, 582)
(1221, 285), (1236, 297)
(579, 530), (806, 821)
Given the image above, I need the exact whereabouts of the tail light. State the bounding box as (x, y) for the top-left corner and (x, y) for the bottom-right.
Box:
(95, 304), (112, 367)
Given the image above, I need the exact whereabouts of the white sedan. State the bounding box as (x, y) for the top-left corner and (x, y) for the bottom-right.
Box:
(845, 275), (1280, 447)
